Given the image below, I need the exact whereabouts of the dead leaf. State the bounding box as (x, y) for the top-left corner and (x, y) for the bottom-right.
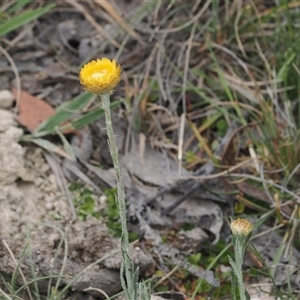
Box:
(121, 145), (191, 187)
(236, 181), (273, 204)
(14, 89), (55, 132)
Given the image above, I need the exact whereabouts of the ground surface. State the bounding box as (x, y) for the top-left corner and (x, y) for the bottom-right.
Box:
(0, 1), (300, 299)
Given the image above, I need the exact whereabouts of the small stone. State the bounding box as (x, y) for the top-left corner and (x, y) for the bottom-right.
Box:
(0, 138), (26, 184)
(45, 193), (55, 202)
(40, 162), (50, 173)
(4, 127), (23, 142)
(34, 177), (44, 187)
(0, 109), (16, 132)
(0, 90), (14, 109)
(43, 185), (54, 193)
(48, 174), (56, 185)
(45, 202), (54, 210)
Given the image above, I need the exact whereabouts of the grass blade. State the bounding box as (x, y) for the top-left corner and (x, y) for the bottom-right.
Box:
(30, 138), (74, 160)
(70, 100), (120, 130)
(35, 92), (94, 134)
(7, 0), (33, 14)
(0, 4), (55, 37)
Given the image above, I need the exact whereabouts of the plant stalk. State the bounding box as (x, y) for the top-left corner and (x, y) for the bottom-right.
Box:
(99, 93), (136, 299)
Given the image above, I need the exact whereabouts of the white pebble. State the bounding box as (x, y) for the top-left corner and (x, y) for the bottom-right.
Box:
(34, 177), (44, 187)
(4, 127), (23, 141)
(0, 90), (14, 109)
(99, 194), (107, 205)
(45, 202), (54, 210)
(48, 174), (57, 185)
(44, 193), (55, 202)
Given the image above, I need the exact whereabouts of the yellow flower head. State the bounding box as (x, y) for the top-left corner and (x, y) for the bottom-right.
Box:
(79, 58), (121, 94)
(231, 218), (253, 237)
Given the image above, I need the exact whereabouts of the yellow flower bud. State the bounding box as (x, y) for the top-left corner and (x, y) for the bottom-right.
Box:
(79, 58), (121, 94)
(231, 218), (253, 236)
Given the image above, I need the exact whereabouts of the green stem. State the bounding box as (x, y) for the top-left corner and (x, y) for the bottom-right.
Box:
(230, 234), (251, 300)
(234, 237), (247, 300)
(100, 93), (129, 251)
(99, 93), (133, 296)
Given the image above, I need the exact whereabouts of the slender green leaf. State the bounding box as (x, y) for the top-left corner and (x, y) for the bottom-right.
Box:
(270, 243), (285, 278)
(10, 244), (29, 296)
(70, 100), (120, 130)
(7, 0), (33, 14)
(55, 127), (76, 161)
(30, 138), (73, 160)
(277, 51), (295, 80)
(230, 270), (238, 300)
(36, 92), (94, 134)
(0, 4), (55, 37)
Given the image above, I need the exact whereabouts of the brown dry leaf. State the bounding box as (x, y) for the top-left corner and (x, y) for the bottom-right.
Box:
(13, 89), (55, 132)
(235, 181), (273, 205)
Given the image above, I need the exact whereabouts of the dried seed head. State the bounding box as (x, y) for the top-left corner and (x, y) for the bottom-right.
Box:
(231, 218), (253, 236)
